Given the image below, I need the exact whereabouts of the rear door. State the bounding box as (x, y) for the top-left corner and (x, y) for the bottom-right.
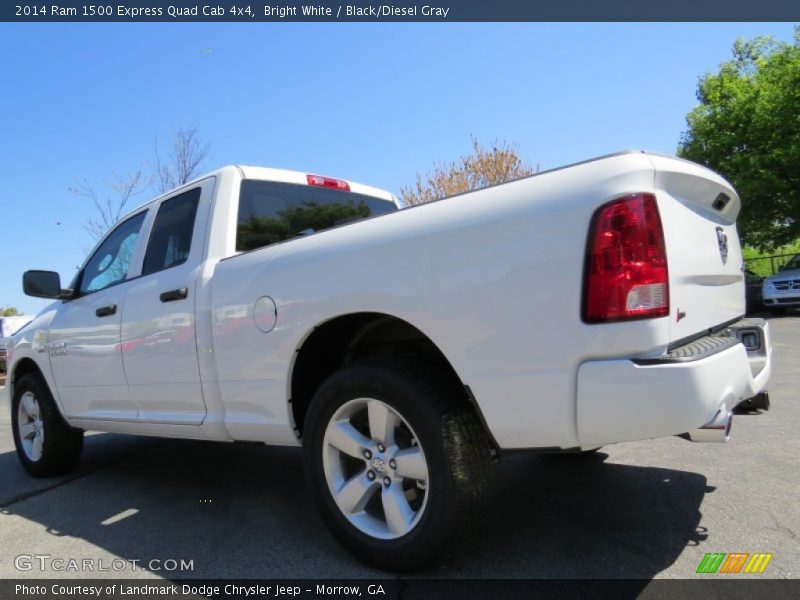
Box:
(120, 180), (214, 424)
(649, 155), (745, 343)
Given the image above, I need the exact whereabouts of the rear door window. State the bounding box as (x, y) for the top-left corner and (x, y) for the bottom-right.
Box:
(142, 188), (201, 276)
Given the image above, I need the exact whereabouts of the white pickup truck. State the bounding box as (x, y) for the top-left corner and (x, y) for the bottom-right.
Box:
(8, 152), (772, 570)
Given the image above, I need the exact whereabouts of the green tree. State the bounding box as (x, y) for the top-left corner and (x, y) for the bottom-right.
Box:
(401, 137), (535, 206)
(1, 306), (22, 316)
(678, 28), (800, 250)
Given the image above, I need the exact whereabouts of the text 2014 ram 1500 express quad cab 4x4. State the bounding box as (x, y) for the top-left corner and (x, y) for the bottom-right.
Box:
(8, 152), (772, 570)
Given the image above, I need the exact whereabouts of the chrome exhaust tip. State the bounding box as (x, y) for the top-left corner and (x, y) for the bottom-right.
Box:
(686, 409), (733, 443)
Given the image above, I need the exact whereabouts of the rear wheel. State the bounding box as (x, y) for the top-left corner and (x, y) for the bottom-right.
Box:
(12, 373), (83, 477)
(303, 359), (491, 571)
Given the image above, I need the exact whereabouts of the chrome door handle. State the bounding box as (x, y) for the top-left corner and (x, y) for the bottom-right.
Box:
(160, 288), (188, 302)
(95, 305), (117, 317)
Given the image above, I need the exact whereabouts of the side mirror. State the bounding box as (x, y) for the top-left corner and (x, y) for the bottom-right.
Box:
(23, 270), (71, 299)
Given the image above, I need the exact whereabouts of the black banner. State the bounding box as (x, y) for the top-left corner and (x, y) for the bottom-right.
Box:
(4, 580), (800, 600)
(3, 0), (800, 22)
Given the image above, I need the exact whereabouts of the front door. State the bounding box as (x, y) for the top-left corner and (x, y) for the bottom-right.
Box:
(48, 211), (148, 420)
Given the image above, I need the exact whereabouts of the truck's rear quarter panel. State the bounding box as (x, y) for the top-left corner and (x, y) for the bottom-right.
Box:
(576, 156), (771, 448)
(210, 153), (672, 449)
(209, 152), (767, 451)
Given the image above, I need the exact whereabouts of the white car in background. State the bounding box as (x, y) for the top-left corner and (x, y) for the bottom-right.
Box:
(763, 254), (800, 314)
(1, 315), (34, 383)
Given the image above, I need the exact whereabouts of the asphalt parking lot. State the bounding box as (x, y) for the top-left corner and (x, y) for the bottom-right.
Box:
(0, 314), (797, 581)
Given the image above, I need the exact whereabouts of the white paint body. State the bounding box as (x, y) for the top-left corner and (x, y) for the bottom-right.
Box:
(8, 153), (772, 450)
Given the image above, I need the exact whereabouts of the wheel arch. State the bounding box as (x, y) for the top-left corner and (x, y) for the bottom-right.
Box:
(9, 358), (48, 403)
(288, 312), (496, 450)
(9, 356), (84, 476)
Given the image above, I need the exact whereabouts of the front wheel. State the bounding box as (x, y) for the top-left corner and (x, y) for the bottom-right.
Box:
(303, 359), (491, 571)
(12, 373), (84, 477)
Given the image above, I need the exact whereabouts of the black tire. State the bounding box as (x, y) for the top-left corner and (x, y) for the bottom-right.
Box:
(767, 307), (786, 316)
(577, 447), (602, 454)
(11, 373), (83, 477)
(303, 358), (492, 571)
(542, 447), (602, 459)
(738, 393), (770, 411)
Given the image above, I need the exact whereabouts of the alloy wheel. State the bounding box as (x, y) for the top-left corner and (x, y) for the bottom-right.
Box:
(17, 391), (44, 462)
(322, 397), (429, 539)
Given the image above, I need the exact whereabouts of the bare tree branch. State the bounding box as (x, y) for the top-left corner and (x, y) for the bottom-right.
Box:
(72, 128), (211, 241)
(154, 128), (210, 193)
(400, 137), (534, 206)
(69, 164), (149, 240)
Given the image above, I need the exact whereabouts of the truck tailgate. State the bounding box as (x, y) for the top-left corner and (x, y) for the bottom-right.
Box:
(649, 154), (745, 344)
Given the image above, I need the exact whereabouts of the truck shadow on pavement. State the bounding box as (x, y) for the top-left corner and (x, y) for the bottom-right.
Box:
(449, 451), (711, 578)
(0, 437), (711, 580)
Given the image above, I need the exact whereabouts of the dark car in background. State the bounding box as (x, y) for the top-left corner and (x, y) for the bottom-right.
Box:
(745, 269), (764, 314)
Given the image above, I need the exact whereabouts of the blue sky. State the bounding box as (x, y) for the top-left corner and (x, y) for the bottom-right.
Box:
(0, 22), (797, 315)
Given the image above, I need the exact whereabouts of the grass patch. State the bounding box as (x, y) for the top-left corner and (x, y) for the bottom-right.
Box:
(743, 240), (800, 276)
(743, 240), (800, 261)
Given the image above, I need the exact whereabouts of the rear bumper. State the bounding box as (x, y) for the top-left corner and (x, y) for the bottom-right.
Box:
(576, 320), (771, 447)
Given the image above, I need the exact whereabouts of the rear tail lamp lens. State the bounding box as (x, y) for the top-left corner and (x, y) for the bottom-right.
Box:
(582, 193), (669, 323)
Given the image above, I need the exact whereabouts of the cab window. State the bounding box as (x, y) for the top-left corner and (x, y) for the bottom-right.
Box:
(236, 180), (396, 252)
(79, 212), (147, 294)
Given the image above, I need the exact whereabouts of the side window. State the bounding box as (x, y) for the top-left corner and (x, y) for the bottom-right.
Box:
(80, 212), (147, 294)
(142, 188), (201, 276)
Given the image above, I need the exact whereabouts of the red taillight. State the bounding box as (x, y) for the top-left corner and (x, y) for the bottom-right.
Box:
(582, 193), (669, 323)
(307, 174), (350, 192)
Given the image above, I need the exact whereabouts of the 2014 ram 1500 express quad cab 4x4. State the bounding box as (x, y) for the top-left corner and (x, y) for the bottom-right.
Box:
(8, 152), (772, 570)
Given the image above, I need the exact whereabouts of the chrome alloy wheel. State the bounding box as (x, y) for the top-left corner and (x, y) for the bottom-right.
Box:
(322, 398), (430, 539)
(17, 391), (44, 462)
